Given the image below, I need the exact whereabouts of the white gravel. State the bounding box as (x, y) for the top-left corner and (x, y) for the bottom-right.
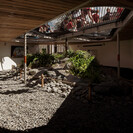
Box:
(0, 72), (65, 131)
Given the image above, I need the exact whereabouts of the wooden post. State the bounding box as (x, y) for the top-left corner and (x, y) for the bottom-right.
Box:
(65, 38), (68, 55)
(117, 32), (120, 79)
(20, 69), (22, 79)
(41, 74), (44, 87)
(132, 85), (133, 97)
(88, 84), (91, 101)
(24, 33), (27, 84)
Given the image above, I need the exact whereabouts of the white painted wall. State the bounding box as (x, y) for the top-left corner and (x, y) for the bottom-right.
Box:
(0, 43), (40, 71)
(70, 39), (133, 69)
(0, 43), (18, 71)
(1, 39), (132, 71)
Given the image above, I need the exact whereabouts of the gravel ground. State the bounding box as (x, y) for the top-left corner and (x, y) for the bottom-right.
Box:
(0, 70), (133, 133)
(0, 71), (65, 131)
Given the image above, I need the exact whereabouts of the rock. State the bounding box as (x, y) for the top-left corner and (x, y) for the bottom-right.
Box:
(53, 80), (56, 84)
(72, 82), (76, 86)
(67, 90), (71, 95)
(63, 61), (71, 68)
(32, 69), (48, 79)
(52, 63), (60, 69)
(57, 89), (62, 94)
(50, 82), (56, 87)
(65, 70), (69, 73)
(52, 87), (58, 93)
(37, 84), (42, 88)
(4, 85), (8, 88)
(21, 79), (24, 83)
(59, 82), (63, 86)
(57, 75), (62, 80)
(67, 86), (72, 90)
(63, 77), (67, 80)
(47, 87), (52, 93)
(60, 93), (67, 98)
(29, 69), (38, 75)
(61, 87), (67, 92)
(55, 83), (60, 86)
(47, 71), (56, 78)
(0, 86), (2, 89)
(31, 80), (36, 84)
(60, 58), (69, 63)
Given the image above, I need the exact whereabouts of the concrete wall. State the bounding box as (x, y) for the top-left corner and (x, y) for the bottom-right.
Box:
(69, 39), (133, 69)
(1, 39), (132, 71)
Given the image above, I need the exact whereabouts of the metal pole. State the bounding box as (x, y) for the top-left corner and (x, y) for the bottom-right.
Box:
(117, 32), (120, 79)
(24, 34), (27, 84)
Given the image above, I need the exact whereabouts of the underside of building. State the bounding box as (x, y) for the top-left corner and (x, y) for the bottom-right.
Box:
(0, 1), (133, 132)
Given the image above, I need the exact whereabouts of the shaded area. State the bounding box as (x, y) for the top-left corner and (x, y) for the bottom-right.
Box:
(0, 66), (133, 133)
(0, 93), (133, 133)
(0, 89), (31, 95)
(101, 66), (133, 80)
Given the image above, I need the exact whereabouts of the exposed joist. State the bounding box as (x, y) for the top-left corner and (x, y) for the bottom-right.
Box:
(57, 21), (123, 39)
(112, 10), (133, 39)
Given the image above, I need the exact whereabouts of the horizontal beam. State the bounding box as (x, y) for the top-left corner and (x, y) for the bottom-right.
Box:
(112, 10), (133, 39)
(57, 21), (123, 39)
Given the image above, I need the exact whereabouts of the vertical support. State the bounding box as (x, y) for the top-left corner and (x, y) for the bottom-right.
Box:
(88, 84), (91, 101)
(41, 74), (44, 87)
(24, 34), (27, 84)
(51, 44), (52, 54)
(47, 45), (50, 54)
(65, 38), (68, 55)
(20, 69), (22, 79)
(132, 86), (133, 97)
(54, 42), (57, 53)
(117, 32), (120, 79)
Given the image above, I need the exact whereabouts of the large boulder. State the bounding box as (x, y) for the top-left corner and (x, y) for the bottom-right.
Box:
(64, 62), (72, 70)
(47, 71), (57, 78)
(33, 69), (48, 79)
(60, 58), (69, 63)
(29, 69), (39, 75)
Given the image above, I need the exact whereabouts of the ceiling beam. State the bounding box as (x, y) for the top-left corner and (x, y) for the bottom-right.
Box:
(57, 21), (123, 40)
(112, 10), (133, 39)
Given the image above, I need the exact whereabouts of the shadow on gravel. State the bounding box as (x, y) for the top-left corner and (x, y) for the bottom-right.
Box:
(0, 89), (31, 95)
(0, 91), (133, 133)
(0, 68), (133, 133)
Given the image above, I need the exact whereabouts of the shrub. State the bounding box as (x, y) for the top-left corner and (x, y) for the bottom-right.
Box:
(66, 49), (75, 57)
(69, 50), (100, 83)
(53, 53), (65, 62)
(26, 49), (55, 68)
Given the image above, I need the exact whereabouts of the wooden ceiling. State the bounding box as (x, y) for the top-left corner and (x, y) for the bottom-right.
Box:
(0, 0), (88, 42)
(0, 0), (133, 43)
